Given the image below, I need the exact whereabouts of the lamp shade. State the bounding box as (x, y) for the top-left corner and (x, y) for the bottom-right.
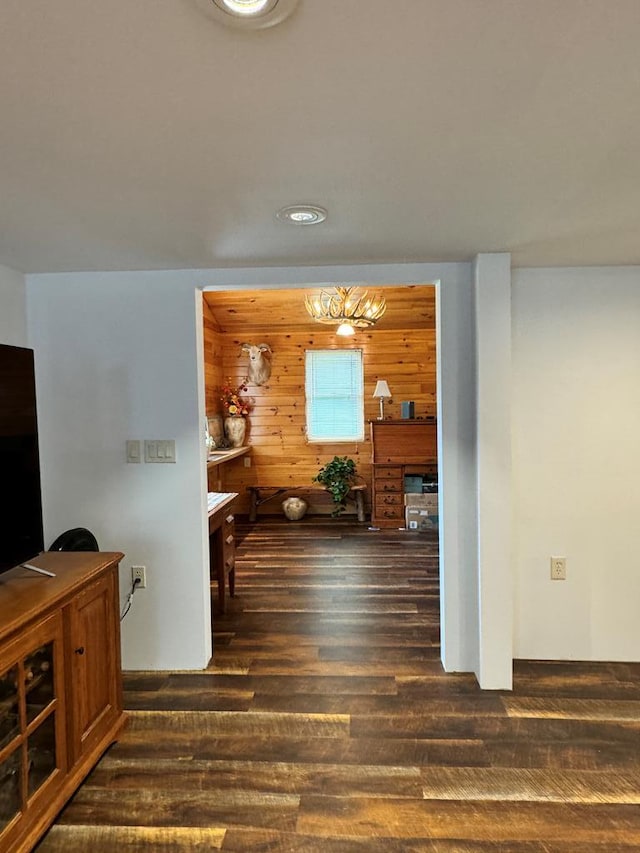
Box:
(373, 380), (392, 399)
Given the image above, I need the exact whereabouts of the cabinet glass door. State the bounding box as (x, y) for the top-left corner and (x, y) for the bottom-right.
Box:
(0, 616), (63, 843)
(0, 665), (21, 831)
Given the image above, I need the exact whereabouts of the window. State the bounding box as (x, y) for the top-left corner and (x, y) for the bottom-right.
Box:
(305, 349), (364, 442)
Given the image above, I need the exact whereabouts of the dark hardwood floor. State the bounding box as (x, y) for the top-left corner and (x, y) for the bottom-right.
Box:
(38, 517), (640, 852)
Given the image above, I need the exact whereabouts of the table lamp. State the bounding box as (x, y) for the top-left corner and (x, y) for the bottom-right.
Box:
(373, 380), (392, 420)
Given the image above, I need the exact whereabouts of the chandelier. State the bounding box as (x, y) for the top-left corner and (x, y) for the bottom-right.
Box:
(304, 286), (387, 337)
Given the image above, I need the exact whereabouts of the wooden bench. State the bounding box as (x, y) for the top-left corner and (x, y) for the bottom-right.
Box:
(247, 484), (366, 523)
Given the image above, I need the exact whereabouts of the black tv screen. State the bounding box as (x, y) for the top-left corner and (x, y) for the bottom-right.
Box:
(0, 344), (44, 573)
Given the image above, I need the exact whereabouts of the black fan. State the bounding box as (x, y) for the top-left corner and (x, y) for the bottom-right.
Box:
(48, 527), (99, 552)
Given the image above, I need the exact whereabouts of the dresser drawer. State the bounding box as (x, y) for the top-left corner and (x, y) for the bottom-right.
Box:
(375, 477), (403, 494)
(375, 493), (403, 507)
(375, 466), (402, 479)
(375, 505), (404, 522)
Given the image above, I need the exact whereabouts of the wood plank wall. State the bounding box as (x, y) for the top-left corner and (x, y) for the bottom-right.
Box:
(203, 300), (223, 414)
(203, 296), (436, 516)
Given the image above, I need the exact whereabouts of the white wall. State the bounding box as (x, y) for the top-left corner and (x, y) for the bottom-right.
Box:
(25, 262), (482, 675)
(512, 267), (640, 661)
(27, 272), (211, 670)
(436, 271), (480, 676)
(0, 263), (27, 345)
(474, 254), (512, 688)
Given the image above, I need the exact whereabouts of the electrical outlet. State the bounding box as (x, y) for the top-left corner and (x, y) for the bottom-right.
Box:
(243, 456), (251, 467)
(131, 565), (147, 589)
(550, 556), (566, 581)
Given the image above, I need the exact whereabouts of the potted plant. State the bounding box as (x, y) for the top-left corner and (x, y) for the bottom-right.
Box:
(313, 456), (357, 516)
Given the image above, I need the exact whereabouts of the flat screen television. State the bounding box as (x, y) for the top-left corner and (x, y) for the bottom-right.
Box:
(0, 343), (44, 573)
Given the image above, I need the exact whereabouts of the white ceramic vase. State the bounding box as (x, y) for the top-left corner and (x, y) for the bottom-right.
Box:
(282, 496), (307, 521)
(224, 416), (246, 448)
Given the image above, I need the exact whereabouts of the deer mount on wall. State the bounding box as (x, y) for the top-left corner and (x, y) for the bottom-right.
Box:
(241, 342), (272, 386)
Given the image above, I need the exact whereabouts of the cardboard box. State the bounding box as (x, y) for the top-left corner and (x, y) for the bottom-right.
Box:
(404, 493), (438, 510)
(405, 506), (438, 531)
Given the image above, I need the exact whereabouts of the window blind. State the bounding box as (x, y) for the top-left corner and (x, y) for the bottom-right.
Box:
(305, 349), (364, 442)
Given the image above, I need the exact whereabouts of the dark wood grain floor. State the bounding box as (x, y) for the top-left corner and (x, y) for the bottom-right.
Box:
(38, 518), (640, 852)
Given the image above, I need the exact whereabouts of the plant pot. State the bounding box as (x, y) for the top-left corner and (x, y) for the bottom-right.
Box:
(224, 416), (247, 448)
(282, 497), (307, 521)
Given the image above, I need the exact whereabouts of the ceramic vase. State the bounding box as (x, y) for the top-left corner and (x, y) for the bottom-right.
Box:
(282, 496), (307, 521)
(224, 416), (246, 448)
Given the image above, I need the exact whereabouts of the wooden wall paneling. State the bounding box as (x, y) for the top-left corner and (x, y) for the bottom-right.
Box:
(203, 300), (223, 416)
(205, 319), (436, 517)
(202, 285), (436, 334)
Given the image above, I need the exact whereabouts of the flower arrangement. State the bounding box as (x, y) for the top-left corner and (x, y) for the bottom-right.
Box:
(220, 377), (251, 417)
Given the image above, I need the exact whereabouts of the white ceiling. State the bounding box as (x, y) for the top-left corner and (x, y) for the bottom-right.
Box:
(2, 0), (640, 274)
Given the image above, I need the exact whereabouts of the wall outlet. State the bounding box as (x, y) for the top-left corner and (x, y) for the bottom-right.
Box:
(550, 556), (566, 581)
(132, 565), (147, 588)
(243, 456), (251, 467)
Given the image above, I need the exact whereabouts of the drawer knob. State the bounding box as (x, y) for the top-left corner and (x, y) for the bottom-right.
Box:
(74, 646), (85, 656)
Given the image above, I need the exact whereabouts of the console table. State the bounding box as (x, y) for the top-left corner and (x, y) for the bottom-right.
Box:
(247, 484), (366, 523)
(370, 419), (437, 528)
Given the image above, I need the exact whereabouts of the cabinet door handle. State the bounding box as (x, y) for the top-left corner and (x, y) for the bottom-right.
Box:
(74, 646), (85, 655)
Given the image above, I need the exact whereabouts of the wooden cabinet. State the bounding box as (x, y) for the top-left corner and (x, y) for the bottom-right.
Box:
(66, 570), (122, 765)
(0, 552), (126, 852)
(370, 420), (437, 528)
(208, 493), (239, 614)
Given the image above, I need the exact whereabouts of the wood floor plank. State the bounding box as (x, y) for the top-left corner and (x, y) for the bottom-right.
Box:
(37, 824), (226, 851)
(59, 787), (299, 831)
(88, 756), (424, 798)
(127, 709), (351, 738)
(220, 827), (550, 852)
(504, 696), (640, 721)
(295, 796), (640, 842)
(420, 766), (640, 803)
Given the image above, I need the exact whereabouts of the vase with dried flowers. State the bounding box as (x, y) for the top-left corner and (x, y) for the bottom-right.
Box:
(220, 377), (251, 447)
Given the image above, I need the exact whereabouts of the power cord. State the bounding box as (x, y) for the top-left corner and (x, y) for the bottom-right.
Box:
(120, 576), (142, 621)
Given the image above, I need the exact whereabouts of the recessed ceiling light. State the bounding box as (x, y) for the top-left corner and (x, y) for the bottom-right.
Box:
(196, 0), (299, 29)
(218, 0), (273, 15)
(276, 204), (327, 225)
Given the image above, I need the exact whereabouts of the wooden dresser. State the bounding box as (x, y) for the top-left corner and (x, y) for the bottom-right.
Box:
(208, 492), (239, 614)
(0, 552), (126, 853)
(370, 419), (437, 528)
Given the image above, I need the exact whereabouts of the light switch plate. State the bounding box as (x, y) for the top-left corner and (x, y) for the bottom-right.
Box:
(144, 439), (176, 463)
(126, 440), (141, 463)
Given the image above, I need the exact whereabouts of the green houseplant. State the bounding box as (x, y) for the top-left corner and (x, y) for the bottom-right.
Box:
(313, 456), (357, 516)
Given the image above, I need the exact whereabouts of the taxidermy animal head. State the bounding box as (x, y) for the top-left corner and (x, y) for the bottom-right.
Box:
(241, 342), (272, 386)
